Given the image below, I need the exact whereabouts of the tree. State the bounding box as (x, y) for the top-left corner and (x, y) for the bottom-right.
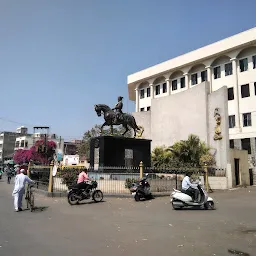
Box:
(151, 134), (215, 169)
(151, 146), (172, 169)
(168, 134), (210, 167)
(77, 124), (132, 159)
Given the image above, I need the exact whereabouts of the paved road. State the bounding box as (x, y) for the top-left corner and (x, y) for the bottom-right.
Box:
(0, 178), (255, 256)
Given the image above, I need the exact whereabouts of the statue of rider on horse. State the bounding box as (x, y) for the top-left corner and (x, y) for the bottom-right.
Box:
(94, 96), (144, 138)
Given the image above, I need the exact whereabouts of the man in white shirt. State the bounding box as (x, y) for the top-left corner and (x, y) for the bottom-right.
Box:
(12, 169), (34, 212)
(181, 173), (199, 202)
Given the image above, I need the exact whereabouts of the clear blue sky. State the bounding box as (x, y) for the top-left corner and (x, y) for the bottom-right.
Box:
(0, 0), (256, 140)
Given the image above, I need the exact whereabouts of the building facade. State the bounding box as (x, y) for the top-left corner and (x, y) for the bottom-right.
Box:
(127, 27), (256, 183)
(0, 132), (18, 163)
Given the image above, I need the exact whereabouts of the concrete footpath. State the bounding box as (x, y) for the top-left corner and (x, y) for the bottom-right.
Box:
(0, 177), (255, 256)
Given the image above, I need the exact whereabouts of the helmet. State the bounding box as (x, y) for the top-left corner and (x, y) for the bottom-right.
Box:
(118, 96), (123, 101)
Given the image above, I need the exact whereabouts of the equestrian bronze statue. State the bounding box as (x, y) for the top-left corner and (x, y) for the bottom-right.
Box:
(94, 96), (144, 138)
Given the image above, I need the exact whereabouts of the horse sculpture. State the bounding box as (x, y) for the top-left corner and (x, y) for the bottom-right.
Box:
(94, 104), (143, 138)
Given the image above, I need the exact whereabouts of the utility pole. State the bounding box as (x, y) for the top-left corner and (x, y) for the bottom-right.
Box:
(33, 126), (50, 152)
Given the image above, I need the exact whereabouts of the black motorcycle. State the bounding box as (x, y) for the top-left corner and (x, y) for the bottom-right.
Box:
(67, 180), (103, 205)
(130, 174), (153, 201)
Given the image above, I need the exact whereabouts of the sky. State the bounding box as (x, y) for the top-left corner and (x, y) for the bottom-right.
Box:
(0, 0), (256, 140)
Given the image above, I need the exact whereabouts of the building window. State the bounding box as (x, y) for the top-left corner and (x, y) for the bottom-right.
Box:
(243, 113), (252, 127)
(252, 55), (256, 69)
(241, 84), (250, 98)
(172, 80), (177, 91)
(239, 58), (248, 72)
(25, 141), (28, 148)
(140, 108), (144, 112)
(140, 89), (144, 99)
(147, 106), (151, 111)
(180, 77), (185, 88)
(225, 63), (233, 76)
(20, 140), (25, 147)
(191, 73), (198, 85)
(147, 87), (150, 97)
(229, 115), (236, 128)
(201, 70), (207, 82)
(213, 66), (221, 79)
(229, 139), (234, 149)
(162, 83), (167, 93)
(241, 138), (251, 154)
(15, 141), (19, 148)
(228, 87), (234, 100)
(155, 85), (160, 95)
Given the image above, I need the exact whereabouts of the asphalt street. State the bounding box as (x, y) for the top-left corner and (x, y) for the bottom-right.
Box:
(0, 177), (255, 256)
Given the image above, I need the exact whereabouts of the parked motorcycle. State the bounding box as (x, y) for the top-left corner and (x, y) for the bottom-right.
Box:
(67, 180), (103, 205)
(170, 183), (215, 210)
(130, 174), (153, 201)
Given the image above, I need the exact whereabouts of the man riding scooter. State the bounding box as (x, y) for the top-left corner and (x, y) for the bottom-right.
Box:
(181, 172), (199, 203)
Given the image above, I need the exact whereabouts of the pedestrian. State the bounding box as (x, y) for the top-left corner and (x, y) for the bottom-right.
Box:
(6, 164), (13, 184)
(12, 169), (34, 212)
(0, 167), (3, 180)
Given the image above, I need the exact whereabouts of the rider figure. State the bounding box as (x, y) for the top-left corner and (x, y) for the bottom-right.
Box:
(181, 172), (199, 203)
(112, 96), (123, 123)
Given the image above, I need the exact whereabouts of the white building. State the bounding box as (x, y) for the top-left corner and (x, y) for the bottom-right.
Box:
(14, 127), (64, 153)
(128, 27), (256, 184)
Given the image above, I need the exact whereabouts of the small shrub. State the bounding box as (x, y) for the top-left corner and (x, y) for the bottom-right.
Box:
(125, 178), (138, 189)
(57, 168), (80, 186)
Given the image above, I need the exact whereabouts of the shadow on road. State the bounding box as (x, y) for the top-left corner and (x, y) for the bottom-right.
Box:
(22, 206), (49, 213)
(32, 206), (49, 212)
(72, 200), (106, 206)
(228, 248), (250, 255)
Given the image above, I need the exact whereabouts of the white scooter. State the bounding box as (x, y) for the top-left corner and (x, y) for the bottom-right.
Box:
(170, 183), (215, 210)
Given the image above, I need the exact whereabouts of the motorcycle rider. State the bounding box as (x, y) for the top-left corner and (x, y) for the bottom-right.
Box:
(76, 168), (91, 193)
(181, 172), (199, 203)
(112, 96), (123, 123)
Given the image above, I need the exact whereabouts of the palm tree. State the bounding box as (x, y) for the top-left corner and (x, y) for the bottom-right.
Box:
(168, 134), (210, 167)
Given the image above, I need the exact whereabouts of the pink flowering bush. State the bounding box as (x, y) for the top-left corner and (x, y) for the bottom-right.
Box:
(13, 140), (57, 165)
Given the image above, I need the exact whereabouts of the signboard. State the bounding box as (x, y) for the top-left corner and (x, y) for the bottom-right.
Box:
(63, 155), (79, 166)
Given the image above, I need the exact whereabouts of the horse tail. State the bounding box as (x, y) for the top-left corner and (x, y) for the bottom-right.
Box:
(130, 115), (140, 129)
(137, 125), (144, 133)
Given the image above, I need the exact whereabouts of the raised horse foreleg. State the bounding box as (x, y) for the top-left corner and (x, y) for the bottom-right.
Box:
(100, 122), (107, 135)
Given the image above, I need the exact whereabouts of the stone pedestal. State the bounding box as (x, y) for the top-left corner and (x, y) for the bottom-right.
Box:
(89, 136), (151, 167)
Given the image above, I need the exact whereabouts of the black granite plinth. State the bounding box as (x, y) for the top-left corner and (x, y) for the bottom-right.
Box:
(89, 136), (151, 167)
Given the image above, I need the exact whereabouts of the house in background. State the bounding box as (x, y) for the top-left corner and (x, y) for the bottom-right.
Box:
(14, 126), (64, 155)
(0, 131), (18, 164)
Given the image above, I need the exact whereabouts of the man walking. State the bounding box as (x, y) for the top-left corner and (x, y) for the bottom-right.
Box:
(12, 169), (34, 212)
(6, 164), (13, 184)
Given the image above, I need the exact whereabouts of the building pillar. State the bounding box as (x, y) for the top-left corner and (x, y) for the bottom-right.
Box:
(150, 83), (154, 99)
(250, 138), (256, 185)
(135, 88), (139, 112)
(205, 66), (212, 93)
(184, 73), (189, 89)
(230, 58), (241, 130)
(165, 78), (170, 95)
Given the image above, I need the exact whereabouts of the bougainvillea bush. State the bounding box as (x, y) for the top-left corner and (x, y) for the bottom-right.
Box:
(13, 140), (57, 165)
